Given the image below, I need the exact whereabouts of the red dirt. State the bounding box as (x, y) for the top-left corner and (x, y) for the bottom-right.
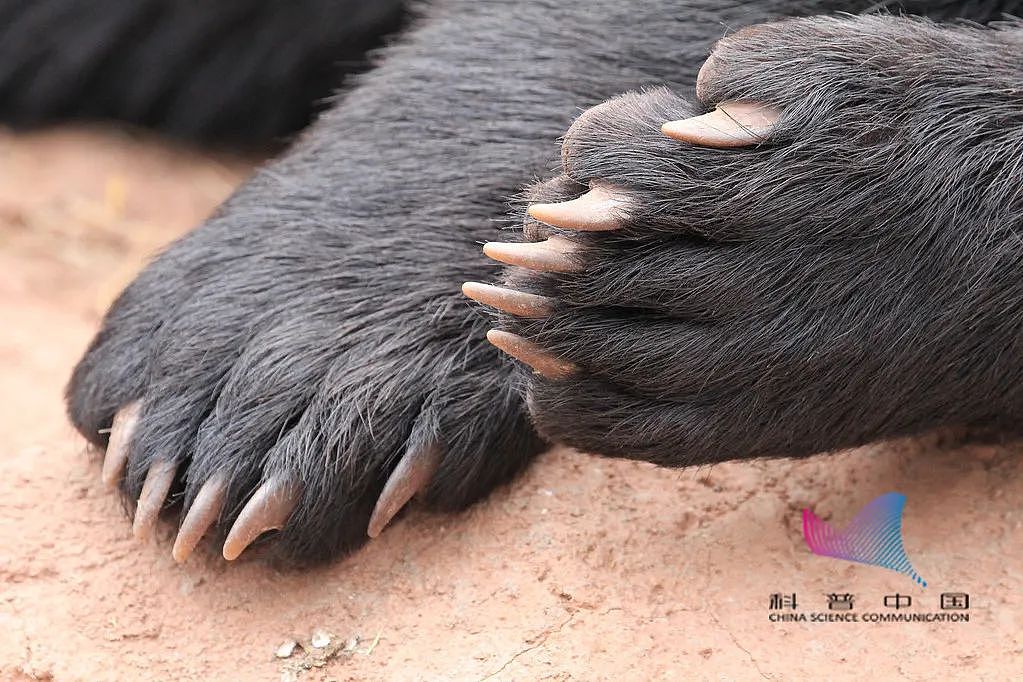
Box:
(1, 126), (1020, 681)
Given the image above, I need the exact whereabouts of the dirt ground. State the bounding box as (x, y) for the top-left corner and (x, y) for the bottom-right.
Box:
(0, 125), (1020, 681)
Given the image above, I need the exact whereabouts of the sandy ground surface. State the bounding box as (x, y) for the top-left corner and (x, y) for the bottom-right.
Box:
(0, 126), (1020, 681)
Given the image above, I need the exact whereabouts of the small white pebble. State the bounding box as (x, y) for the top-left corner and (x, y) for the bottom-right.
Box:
(275, 640), (297, 659)
(311, 630), (332, 648)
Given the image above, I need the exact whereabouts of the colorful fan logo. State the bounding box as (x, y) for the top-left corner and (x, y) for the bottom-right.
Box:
(802, 492), (927, 587)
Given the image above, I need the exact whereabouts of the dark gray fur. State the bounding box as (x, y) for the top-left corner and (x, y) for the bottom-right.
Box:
(0, 0), (406, 146)
(47, 0), (1023, 563)
(506, 14), (1023, 466)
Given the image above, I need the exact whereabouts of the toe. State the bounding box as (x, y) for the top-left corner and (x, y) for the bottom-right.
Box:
(462, 282), (554, 318)
(527, 183), (628, 231)
(172, 474), (227, 563)
(222, 479), (302, 561)
(525, 374), (725, 466)
(367, 442), (443, 538)
(486, 330), (576, 379)
(132, 458), (179, 541)
(101, 401), (140, 488)
(662, 102), (780, 148)
(482, 236), (583, 273)
(521, 175), (588, 241)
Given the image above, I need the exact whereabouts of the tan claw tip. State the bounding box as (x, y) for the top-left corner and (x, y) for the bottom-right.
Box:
(367, 443), (443, 538)
(222, 480), (301, 561)
(662, 101), (781, 148)
(482, 236), (582, 273)
(172, 475), (228, 563)
(486, 329), (576, 379)
(102, 401), (141, 489)
(462, 282), (553, 318)
(527, 185), (625, 231)
(132, 458), (178, 542)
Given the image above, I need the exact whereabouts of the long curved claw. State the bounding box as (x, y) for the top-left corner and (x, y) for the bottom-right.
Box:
(483, 236), (583, 273)
(486, 329), (576, 379)
(132, 458), (178, 541)
(367, 443), (443, 538)
(461, 282), (554, 318)
(222, 480), (301, 561)
(527, 184), (626, 231)
(172, 475), (227, 563)
(662, 101), (780, 148)
(102, 401), (140, 489)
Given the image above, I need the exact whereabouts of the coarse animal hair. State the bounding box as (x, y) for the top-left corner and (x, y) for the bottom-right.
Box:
(0, 0), (406, 146)
(503, 14), (1023, 465)
(5, 0), (1013, 563)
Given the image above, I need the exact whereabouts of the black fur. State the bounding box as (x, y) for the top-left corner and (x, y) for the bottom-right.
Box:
(504, 14), (1023, 465)
(0, 0), (406, 146)
(45, 0), (1023, 563)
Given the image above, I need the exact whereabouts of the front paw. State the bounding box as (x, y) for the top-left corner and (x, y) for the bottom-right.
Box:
(68, 208), (544, 565)
(468, 16), (1023, 466)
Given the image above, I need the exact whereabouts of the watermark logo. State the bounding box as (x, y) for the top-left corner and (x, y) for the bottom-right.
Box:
(802, 492), (927, 587)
